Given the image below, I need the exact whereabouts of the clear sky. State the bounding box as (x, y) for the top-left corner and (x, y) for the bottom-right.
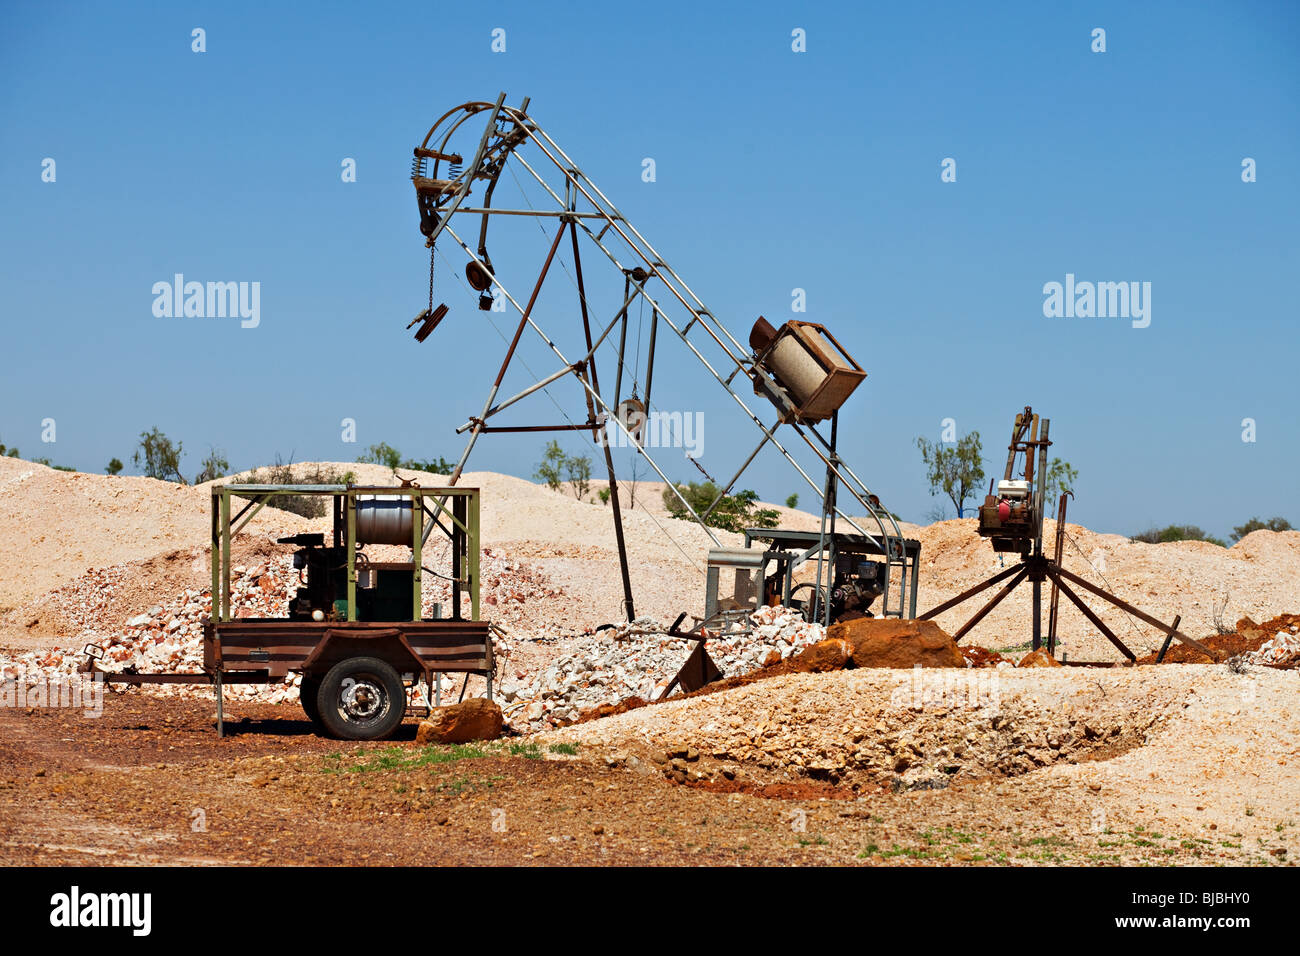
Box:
(1, 0), (1296, 541)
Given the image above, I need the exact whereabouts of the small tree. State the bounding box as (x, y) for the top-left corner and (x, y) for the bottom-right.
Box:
(785, 493), (799, 509)
(565, 453), (592, 499)
(1231, 516), (1292, 541)
(916, 430), (984, 519)
(194, 447), (230, 484)
(0, 438), (18, 458)
(1041, 457), (1079, 507)
(356, 442), (403, 470)
(625, 456), (645, 509)
(534, 440), (566, 491)
(105, 457), (123, 475)
(134, 427), (185, 483)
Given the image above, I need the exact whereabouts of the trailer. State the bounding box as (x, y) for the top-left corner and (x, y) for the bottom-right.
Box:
(81, 483), (494, 739)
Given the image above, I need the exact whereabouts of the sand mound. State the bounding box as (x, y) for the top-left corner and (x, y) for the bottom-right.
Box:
(3, 457), (1300, 670)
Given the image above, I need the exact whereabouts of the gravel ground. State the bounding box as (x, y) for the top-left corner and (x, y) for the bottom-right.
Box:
(1, 662), (1294, 866)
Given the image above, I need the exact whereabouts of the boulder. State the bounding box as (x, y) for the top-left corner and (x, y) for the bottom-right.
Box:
(791, 637), (853, 673)
(415, 697), (503, 744)
(1017, 649), (1062, 668)
(827, 618), (963, 669)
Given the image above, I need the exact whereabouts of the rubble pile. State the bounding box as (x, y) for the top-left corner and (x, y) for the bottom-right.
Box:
(501, 605), (827, 731)
(23, 564), (132, 638)
(419, 546), (563, 641)
(1245, 615), (1300, 669)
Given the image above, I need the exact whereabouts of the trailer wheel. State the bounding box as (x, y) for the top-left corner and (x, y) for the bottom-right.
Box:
(299, 674), (322, 727)
(316, 656), (406, 741)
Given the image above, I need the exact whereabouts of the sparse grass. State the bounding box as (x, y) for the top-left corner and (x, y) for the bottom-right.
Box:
(797, 835), (830, 847)
(322, 743), (487, 774)
(510, 742), (542, 759)
(548, 742), (579, 756)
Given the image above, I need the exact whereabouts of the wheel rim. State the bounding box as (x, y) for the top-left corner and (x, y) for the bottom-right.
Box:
(338, 674), (389, 724)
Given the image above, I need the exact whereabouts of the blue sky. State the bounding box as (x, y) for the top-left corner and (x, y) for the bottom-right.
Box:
(1, 0), (1296, 540)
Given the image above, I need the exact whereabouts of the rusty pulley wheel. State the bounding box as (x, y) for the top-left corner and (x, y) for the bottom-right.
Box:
(465, 260), (493, 291)
(615, 397), (647, 446)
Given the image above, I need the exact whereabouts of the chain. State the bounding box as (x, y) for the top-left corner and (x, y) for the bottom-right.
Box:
(434, 243), (444, 314)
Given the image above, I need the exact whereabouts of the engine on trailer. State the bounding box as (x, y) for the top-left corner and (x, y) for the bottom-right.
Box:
(279, 532), (414, 623)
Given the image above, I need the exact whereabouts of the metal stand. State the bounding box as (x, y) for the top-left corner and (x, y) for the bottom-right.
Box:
(920, 493), (1218, 664)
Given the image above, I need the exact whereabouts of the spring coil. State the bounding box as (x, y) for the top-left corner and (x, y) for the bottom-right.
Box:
(410, 154), (427, 180)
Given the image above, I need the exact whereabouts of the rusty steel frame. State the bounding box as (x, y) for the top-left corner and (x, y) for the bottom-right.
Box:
(411, 94), (916, 620)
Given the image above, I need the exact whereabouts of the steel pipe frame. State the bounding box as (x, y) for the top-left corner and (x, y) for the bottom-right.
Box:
(502, 115), (910, 580)
(437, 219), (722, 547)
(503, 142), (901, 554)
(421, 98), (911, 610)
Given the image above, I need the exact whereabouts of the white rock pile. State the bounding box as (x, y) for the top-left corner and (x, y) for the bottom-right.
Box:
(1247, 622), (1300, 668)
(501, 604), (826, 731)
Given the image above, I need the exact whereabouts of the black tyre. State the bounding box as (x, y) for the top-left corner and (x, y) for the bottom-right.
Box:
(299, 673), (322, 726)
(316, 656), (406, 741)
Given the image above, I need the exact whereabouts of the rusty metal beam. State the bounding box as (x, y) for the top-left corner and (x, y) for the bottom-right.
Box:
(1046, 570), (1135, 663)
(1053, 565), (1217, 660)
(952, 566), (1028, 643)
(919, 562), (1023, 621)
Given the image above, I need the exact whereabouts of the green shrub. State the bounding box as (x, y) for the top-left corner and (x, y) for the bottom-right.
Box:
(663, 481), (780, 533)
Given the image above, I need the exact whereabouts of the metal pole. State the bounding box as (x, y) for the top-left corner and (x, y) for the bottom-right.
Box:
(449, 219), (568, 485)
(822, 411), (840, 629)
(571, 220), (635, 620)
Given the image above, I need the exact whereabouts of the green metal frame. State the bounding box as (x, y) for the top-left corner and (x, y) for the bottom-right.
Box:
(209, 484), (481, 625)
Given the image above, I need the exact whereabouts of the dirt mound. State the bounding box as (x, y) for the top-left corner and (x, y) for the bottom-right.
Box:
(552, 668), (1189, 789)
(830, 618), (964, 668)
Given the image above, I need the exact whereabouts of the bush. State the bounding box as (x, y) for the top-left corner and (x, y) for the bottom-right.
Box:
(356, 442), (453, 476)
(356, 442), (402, 470)
(785, 493), (799, 509)
(400, 456), (454, 475)
(105, 457), (123, 475)
(240, 456), (356, 518)
(1230, 516), (1292, 542)
(662, 481), (780, 533)
(1130, 524), (1226, 548)
(32, 456), (75, 471)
